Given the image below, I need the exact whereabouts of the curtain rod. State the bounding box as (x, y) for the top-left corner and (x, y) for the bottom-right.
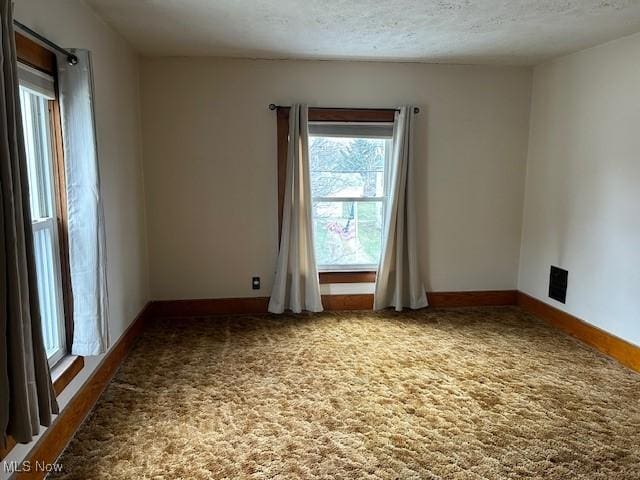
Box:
(269, 104), (420, 114)
(13, 20), (78, 66)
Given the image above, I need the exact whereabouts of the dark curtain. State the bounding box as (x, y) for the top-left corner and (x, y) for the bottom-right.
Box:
(1, 0), (58, 446)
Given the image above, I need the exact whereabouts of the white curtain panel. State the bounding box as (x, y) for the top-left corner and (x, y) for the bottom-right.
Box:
(57, 50), (110, 355)
(374, 106), (428, 311)
(268, 104), (323, 314)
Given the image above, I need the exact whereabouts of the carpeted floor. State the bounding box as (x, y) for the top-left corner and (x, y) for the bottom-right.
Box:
(50, 307), (640, 479)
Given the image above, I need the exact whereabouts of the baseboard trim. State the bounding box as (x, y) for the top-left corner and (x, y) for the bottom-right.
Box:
(516, 292), (640, 373)
(428, 290), (518, 308)
(150, 290), (518, 318)
(151, 297), (271, 317)
(13, 302), (153, 479)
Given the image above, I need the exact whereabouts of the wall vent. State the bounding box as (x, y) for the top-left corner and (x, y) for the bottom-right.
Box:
(548, 266), (568, 304)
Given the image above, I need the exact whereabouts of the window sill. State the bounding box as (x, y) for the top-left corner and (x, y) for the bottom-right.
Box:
(319, 271), (376, 284)
(52, 355), (84, 396)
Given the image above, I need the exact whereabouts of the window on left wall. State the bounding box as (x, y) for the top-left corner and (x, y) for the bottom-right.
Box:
(18, 60), (71, 367)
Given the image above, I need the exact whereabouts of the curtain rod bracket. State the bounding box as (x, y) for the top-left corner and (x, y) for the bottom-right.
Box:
(269, 104), (419, 114)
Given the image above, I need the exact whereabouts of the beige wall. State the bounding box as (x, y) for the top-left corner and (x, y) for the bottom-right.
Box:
(3, 0), (149, 473)
(141, 58), (532, 300)
(519, 32), (640, 346)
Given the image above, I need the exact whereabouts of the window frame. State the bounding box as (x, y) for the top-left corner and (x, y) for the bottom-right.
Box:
(309, 123), (393, 272)
(16, 32), (76, 365)
(276, 107), (396, 284)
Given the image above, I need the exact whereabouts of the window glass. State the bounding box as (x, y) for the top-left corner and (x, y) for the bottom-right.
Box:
(309, 129), (391, 271)
(19, 82), (66, 366)
(20, 88), (54, 220)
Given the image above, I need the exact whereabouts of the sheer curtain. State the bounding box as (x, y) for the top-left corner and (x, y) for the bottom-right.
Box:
(57, 50), (110, 355)
(268, 104), (323, 314)
(1, 0), (58, 445)
(374, 106), (428, 311)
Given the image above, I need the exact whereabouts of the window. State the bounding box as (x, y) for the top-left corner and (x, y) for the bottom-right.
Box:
(276, 108), (396, 282)
(309, 122), (393, 271)
(17, 58), (71, 367)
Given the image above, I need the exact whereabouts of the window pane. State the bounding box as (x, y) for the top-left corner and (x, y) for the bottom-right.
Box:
(33, 223), (64, 359)
(313, 201), (383, 267)
(309, 137), (386, 198)
(20, 87), (54, 220)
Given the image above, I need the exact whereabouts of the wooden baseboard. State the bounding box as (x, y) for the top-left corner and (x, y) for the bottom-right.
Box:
(150, 296), (374, 317)
(517, 292), (640, 373)
(428, 290), (517, 308)
(151, 297), (270, 317)
(150, 290), (518, 318)
(11, 302), (153, 479)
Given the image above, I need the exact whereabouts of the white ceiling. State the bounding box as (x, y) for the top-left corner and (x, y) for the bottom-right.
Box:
(85, 0), (640, 65)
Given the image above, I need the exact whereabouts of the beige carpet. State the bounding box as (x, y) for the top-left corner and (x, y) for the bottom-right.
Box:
(51, 307), (640, 479)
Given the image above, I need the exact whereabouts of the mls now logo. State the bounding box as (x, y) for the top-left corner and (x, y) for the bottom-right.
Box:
(2, 460), (63, 474)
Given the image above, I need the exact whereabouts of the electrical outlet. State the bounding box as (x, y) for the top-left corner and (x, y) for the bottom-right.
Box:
(548, 266), (568, 303)
(252, 276), (260, 290)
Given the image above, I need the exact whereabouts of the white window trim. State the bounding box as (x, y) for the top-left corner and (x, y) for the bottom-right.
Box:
(17, 62), (55, 100)
(309, 121), (394, 139)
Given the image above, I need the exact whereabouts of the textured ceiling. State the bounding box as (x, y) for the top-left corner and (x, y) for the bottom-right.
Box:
(85, 0), (640, 65)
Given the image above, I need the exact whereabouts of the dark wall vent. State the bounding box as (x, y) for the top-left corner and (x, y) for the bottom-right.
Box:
(549, 266), (568, 304)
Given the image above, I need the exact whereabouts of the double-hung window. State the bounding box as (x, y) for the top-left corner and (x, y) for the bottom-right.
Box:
(276, 108), (396, 282)
(308, 122), (393, 272)
(17, 56), (70, 367)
